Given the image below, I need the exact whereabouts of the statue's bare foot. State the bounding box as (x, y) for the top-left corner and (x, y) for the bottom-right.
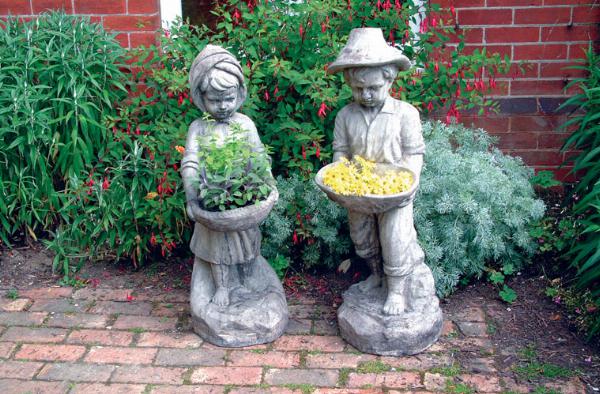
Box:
(383, 292), (406, 315)
(358, 274), (382, 292)
(211, 287), (229, 306)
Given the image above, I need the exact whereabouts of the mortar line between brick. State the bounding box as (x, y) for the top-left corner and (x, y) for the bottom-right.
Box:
(31, 360), (48, 379)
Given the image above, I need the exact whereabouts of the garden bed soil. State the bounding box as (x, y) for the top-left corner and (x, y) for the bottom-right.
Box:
(0, 243), (598, 391)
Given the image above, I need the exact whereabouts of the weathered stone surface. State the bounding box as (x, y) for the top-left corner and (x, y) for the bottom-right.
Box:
(190, 257), (288, 347)
(183, 45), (288, 348)
(337, 263), (443, 356)
(456, 321), (488, 337)
(320, 28), (441, 356)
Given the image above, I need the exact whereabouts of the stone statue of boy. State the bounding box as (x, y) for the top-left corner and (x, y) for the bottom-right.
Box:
(328, 28), (426, 315)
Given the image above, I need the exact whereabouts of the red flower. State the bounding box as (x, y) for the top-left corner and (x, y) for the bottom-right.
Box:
(420, 18), (428, 33)
(150, 233), (157, 246)
(292, 230), (299, 245)
(434, 62), (439, 73)
(126, 294), (135, 301)
(317, 102), (328, 118)
(264, 90), (270, 101)
(301, 145), (306, 160)
(450, 6), (456, 17)
(455, 86), (461, 97)
(431, 16), (437, 27)
(376, 0), (382, 10)
(388, 30), (395, 44)
(382, 0), (392, 12)
(102, 177), (110, 190)
(299, 25), (304, 40)
(395, 0), (401, 10)
(232, 8), (241, 24)
(316, 145), (321, 159)
(427, 102), (434, 112)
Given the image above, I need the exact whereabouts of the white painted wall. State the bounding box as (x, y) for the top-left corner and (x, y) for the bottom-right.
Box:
(160, 0), (183, 28)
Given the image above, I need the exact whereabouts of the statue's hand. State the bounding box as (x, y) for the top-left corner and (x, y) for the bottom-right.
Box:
(186, 200), (205, 222)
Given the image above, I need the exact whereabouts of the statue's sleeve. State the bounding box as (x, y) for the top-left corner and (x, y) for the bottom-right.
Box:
(401, 104), (425, 156)
(332, 110), (350, 160)
(181, 120), (202, 202)
(245, 120), (265, 153)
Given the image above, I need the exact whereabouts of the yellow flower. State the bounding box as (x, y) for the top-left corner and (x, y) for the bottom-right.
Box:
(175, 145), (185, 154)
(323, 156), (413, 196)
(145, 192), (158, 200)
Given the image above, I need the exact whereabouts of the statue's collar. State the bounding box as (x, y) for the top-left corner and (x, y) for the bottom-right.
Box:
(379, 96), (395, 114)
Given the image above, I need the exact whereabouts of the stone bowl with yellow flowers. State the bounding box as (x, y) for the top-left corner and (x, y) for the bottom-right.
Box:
(315, 156), (418, 214)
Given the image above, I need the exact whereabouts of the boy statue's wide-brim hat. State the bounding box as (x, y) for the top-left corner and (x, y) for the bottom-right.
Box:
(327, 28), (411, 74)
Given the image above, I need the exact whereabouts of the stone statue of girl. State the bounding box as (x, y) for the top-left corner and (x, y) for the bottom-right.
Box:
(180, 45), (287, 347)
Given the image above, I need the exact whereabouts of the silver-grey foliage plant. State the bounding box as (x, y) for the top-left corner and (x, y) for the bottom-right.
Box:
(262, 121), (545, 297)
(417, 121), (545, 297)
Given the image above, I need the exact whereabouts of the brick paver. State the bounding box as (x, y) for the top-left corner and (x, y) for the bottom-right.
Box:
(190, 366), (263, 385)
(45, 312), (108, 328)
(155, 348), (226, 366)
(86, 346), (157, 364)
(67, 329), (134, 346)
(69, 383), (147, 394)
(0, 285), (589, 393)
(0, 298), (30, 311)
(15, 344), (86, 362)
(37, 362), (115, 382)
(137, 331), (203, 348)
(0, 311), (47, 325)
(1, 327), (67, 343)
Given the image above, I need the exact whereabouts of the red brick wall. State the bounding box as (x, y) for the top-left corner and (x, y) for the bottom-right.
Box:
(443, 0), (599, 179)
(0, 0), (160, 48)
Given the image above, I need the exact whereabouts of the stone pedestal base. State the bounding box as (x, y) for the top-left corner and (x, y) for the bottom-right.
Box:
(337, 263), (443, 356)
(190, 256), (288, 347)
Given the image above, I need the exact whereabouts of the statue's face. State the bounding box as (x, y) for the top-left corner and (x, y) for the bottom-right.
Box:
(348, 68), (392, 108)
(202, 87), (238, 121)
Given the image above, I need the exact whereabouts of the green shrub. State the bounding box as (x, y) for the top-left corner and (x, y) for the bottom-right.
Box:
(559, 46), (600, 338)
(418, 122), (545, 296)
(0, 11), (128, 245)
(261, 173), (352, 270)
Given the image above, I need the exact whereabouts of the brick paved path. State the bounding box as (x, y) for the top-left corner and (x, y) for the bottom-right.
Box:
(0, 286), (585, 393)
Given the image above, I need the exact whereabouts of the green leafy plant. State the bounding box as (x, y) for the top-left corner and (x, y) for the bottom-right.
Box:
(513, 343), (576, 381)
(545, 280), (599, 342)
(261, 173), (352, 270)
(197, 122), (274, 211)
(6, 289), (19, 300)
(417, 122), (545, 297)
(0, 11), (128, 246)
(268, 254), (291, 280)
(559, 46), (600, 328)
(530, 171), (562, 189)
(530, 217), (578, 254)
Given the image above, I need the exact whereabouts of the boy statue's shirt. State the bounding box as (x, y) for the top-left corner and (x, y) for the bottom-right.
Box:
(332, 96), (425, 164)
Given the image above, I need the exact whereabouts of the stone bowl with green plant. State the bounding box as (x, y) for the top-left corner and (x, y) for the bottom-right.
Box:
(195, 129), (277, 232)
